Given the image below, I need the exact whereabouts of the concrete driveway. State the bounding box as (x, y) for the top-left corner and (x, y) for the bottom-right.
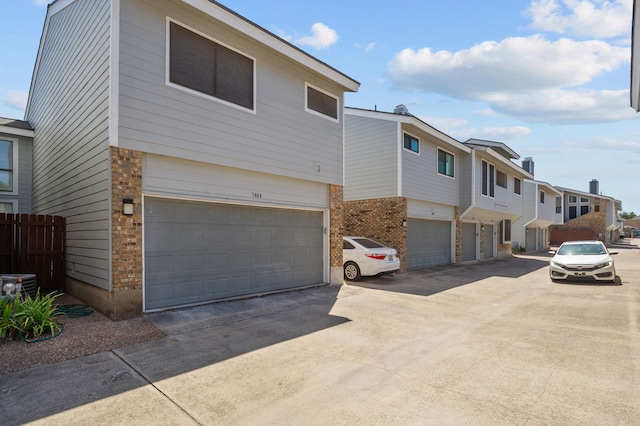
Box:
(2, 240), (639, 425)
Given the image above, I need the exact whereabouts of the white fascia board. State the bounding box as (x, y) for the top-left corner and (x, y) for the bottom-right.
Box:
(180, 0), (359, 92)
(555, 186), (615, 202)
(525, 179), (562, 196)
(480, 147), (533, 179)
(344, 107), (470, 153)
(0, 125), (34, 138)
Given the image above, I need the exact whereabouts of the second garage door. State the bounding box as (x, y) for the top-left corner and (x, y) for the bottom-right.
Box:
(406, 219), (452, 270)
(144, 198), (324, 311)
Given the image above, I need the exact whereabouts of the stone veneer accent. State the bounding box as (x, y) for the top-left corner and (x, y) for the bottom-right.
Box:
(344, 197), (408, 273)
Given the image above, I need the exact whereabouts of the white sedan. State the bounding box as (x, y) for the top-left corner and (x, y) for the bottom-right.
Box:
(343, 236), (400, 281)
(549, 240), (617, 283)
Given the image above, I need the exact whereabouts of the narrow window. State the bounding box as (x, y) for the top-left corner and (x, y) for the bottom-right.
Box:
(540, 190), (545, 204)
(569, 206), (577, 219)
(169, 22), (254, 110)
(0, 139), (14, 192)
(489, 164), (495, 198)
(437, 149), (454, 177)
(306, 85), (338, 120)
(481, 160), (488, 196)
(403, 133), (419, 154)
(514, 177), (521, 195)
(500, 219), (511, 243)
(580, 205), (589, 215)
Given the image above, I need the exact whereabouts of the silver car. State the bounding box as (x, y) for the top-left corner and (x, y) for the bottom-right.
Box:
(549, 240), (617, 283)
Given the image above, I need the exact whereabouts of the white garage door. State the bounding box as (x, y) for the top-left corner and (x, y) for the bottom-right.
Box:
(144, 198), (324, 310)
(407, 219), (452, 270)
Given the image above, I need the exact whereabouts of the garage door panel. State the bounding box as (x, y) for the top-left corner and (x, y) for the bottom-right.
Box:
(145, 198), (324, 310)
(407, 219), (452, 270)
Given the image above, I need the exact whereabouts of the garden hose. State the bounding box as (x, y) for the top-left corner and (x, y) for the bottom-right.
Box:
(54, 304), (93, 318)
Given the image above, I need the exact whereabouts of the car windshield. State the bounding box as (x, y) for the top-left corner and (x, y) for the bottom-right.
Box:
(352, 238), (385, 249)
(557, 243), (606, 256)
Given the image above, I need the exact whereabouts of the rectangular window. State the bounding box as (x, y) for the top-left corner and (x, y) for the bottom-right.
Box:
(569, 195), (577, 203)
(437, 148), (454, 177)
(500, 219), (511, 243)
(403, 133), (419, 154)
(580, 197), (589, 203)
(169, 21), (254, 110)
(580, 205), (589, 215)
(594, 205), (600, 212)
(0, 202), (14, 213)
(0, 139), (14, 192)
(496, 170), (507, 188)
(306, 85), (338, 120)
(514, 177), (521, 195)
(556, 196), (562, 214)
(489, 164), (495, 198)
(569, 206), (577, 219)
(540, 190), (545, 204)
(481, 160), (488, 196)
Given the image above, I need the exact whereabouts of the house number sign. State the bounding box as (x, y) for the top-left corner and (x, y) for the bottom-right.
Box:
(252, 192), (263, 198)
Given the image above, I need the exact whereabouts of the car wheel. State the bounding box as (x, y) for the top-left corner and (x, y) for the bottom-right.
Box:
(344, 262), (361, 281)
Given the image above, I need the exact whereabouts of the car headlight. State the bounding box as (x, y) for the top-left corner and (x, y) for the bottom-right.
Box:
(550, 261), (564, 268)
(595, 261), (612, 269)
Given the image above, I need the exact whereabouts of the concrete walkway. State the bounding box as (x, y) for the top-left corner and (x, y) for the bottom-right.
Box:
(2, 241), (639, 425)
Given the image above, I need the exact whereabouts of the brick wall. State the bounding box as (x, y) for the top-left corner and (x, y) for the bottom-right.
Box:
(110, 146), (143, 318)
(344, 197), (408, 272)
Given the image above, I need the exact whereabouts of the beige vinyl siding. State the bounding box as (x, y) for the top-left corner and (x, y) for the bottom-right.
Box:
(118, 0), (344, 186)
(402, 128), (461, 206)
(344, 114), (398, 201)
(473, 154), (523, 218)
(143, 154), (329, 209)
(407, 199), (455, 221)
(27, 0), (112, 289)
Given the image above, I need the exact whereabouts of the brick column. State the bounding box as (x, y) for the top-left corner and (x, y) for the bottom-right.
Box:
(110, 146), (143, 319)
(329, 185), (344, 284)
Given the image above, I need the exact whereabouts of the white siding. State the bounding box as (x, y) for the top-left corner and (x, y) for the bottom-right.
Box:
(0, 134), (32, 213)
(118, 0), (344, 186)
(144, 154), (329, 209)
(473, 153), (524, 219)
(27, 0), (112, 290)
(344, 114), (398, 200)
(402, 126), (461, 206)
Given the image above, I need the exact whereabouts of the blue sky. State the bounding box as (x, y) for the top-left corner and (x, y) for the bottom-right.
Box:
(1, 0), (639, 214)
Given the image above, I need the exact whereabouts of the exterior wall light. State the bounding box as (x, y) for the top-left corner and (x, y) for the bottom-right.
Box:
(123, 198), (134, 215)
(402, 219), (407, 227)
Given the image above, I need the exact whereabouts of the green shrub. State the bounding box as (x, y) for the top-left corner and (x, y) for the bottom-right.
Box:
(0, 291), (63, 343)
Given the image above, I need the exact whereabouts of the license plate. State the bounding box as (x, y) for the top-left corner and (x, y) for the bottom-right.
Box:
(574, 272), (586, 276)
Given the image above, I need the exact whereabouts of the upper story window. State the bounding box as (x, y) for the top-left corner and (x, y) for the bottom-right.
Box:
(403, 133), (419, 154)
(168, 21), (255, 111)
(0, 139), (15, 193)
(496, 170), (507, 188)
(514, 177), (521, 195)
(306, 84), (338, 120)
(569, 195), (577, 203)
(580, 197), (589, 203)
(540, 190), (545, 204)
(437, 148), (454, 178)
(481, 160), (495, 198)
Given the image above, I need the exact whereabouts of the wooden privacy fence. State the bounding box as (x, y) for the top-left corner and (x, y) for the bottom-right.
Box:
(0, 214), (66, 293)
(550, 228), (594, 246)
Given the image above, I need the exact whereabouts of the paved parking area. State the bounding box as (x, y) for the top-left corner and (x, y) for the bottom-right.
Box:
(2, 240), (639, 425)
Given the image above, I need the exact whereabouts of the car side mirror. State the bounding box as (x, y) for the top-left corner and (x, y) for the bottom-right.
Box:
(608, 250), (619, 255)
(548, 250), (556, 255)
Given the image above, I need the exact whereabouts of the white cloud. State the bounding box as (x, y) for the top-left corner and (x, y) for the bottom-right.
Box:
(32, 0), (50, 6)
(526, 0), (632, 39)
(386, 34), (630, 123)
(387, 35), (627, 98)
(486, 89), (637, 123)
(4, 91), (28, 111)
(295, 23), (338, 50)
